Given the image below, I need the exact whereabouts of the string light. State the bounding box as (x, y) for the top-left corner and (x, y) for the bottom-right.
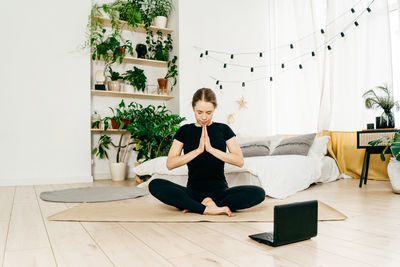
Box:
(199, 0), (375, 87)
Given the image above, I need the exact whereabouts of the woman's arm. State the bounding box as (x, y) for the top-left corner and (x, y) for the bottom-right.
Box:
(166, 139), (203, 170)
(204, 126), (244, 167)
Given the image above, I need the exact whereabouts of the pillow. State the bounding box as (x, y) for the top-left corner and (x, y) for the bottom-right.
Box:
(236, 134), (284, 156)
(240, 140), (271, 157)
(308, 136), (330, 158)
(271, 133), (316, 156)
(133, 156), (188, 176)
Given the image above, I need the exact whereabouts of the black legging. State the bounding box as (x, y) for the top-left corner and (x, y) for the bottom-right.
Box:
(148, 178), (266, 214)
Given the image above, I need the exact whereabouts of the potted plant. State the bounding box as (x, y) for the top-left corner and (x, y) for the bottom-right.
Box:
(148, 0), (173, 28)
(123, 66), (147, 92)
(126, 102), (185, 162)
(368, 131), (400, 193)
(145, 30), (173, 61)
(107, 67), (123, 91)
(118, 0), (143, 28)
(157, 55), (177, 94)
(102, 99), (132, 130)
(363, 84), (399, 128)
(91, 111), (102, 129)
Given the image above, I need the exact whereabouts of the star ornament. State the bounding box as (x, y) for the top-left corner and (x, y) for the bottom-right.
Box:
(237, 96), (248, 110)
(227, 113), (235, 126)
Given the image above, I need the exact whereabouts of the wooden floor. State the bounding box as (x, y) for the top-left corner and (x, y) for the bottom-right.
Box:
(0, 178), (399, 267)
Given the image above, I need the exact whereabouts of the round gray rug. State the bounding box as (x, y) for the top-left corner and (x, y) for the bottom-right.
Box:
(40, 186), (148, 203)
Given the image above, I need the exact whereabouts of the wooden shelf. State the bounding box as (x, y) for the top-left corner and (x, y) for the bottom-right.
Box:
(92, 53), (167, 67)
(91, 128), (128, 134)
(91, 90), (174, 100)
(95, 16), (173, 35)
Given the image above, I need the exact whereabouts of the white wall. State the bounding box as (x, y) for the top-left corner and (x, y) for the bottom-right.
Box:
(178, 0), (270, 137)
(0, 0), (92, 185)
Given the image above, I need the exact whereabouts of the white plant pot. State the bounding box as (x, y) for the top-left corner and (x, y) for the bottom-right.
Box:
(123, 83), (134, 93)
(109, 162), (126, 182)
(387, 158), (400, 193)
(153, 16), (167, 28)
(107, 81), (120, 91)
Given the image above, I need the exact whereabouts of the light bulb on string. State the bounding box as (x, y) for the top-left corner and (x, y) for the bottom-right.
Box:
(367, 7), (371, 12)
(340, 32), (345, 37)
(216, 80), (219, 85)
(259, 52), (263, 57)
(327, 45), (332, 50)
(351, 8), (355, 13)
(251, 67), (254, 72)
(223, 63), (227, 68)
(269, 77), (273, 81)
(200, 53), (203, 58)
(290, 44), (294, 49)
(230, 54), (234, 59)
(354, 21), (359, 26)
(320, 29), (325, 34)
(299, 64), (303, 69)
(220, 85), (223, 90)
(242, 82), (245, 87)
(311, 51), (315, 57)
(205, 50), (208, 56)
(281, 63), (285, 68)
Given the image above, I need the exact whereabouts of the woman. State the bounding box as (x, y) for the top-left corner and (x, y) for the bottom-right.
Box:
(148, 88), (265, 216)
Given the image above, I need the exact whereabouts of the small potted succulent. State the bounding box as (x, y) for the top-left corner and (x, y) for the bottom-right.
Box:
(107, 67), (123, 91)
(369, 131), (400, 193)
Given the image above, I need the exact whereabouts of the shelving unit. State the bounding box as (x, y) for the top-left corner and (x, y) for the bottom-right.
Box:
(95, 16), (174, 35)
(91, 90), (173, 100)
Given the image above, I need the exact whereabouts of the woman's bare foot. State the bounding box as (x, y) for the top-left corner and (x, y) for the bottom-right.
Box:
(201, 197), (216, 207)
(182, 209), (189, 213)
(203, 205), (235, 217)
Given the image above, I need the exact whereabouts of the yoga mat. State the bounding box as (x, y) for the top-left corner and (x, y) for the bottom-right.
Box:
(40, 186), (148, 203)
(48, 195), (347, 222)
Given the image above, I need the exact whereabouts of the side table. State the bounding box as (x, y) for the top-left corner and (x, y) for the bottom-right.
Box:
(356, 129), (397, 188)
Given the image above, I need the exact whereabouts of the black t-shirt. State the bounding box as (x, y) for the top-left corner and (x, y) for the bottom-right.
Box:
(173, 122), (236, 193)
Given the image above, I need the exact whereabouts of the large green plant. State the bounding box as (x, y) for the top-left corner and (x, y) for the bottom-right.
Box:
(123, 66), (147, 92)
(92, 100), (185, 163)
(126, 102), (185, 162)
(145, 30), (173, 61)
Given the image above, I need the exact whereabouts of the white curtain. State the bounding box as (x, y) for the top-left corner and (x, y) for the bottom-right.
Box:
(267, 0), (392, 133)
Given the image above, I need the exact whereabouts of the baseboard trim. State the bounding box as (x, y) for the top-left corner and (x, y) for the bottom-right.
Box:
(0, 175), (93, 186)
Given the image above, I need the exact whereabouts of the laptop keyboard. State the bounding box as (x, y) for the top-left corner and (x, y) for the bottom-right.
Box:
(261, 232), (274, 241)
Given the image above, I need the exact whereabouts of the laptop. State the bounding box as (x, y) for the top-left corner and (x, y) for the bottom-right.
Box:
(249, 200), (318, 247)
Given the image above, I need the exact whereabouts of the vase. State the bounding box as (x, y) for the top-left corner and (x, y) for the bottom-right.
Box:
(109, 162), (126, 182)
(153, 16), (167, 28)
(385, 110), (395, 128)
(135, 44), (147, 59)
(387, 158), (400, 193)
(376, 115), (388, 129)
(157, 78), (168, 95)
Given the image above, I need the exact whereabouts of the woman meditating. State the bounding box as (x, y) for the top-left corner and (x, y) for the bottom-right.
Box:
(148, 88), (266, 216)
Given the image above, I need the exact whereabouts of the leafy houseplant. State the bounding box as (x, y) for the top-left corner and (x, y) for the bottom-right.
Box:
(123, 66), (147, 92)
(164, 55), (178, 91)
(145, 30), (173, 61)
(149, 0), (173, 18)
(107, 67), (123, 91)
(118, 0), (143, 27)
(126, 102), (185, 162)
(363, 84), (399, 128)
(369, 131), (400, 193)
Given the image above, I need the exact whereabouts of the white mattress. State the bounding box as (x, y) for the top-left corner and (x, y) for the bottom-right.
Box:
(140, 156), (340, 199)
